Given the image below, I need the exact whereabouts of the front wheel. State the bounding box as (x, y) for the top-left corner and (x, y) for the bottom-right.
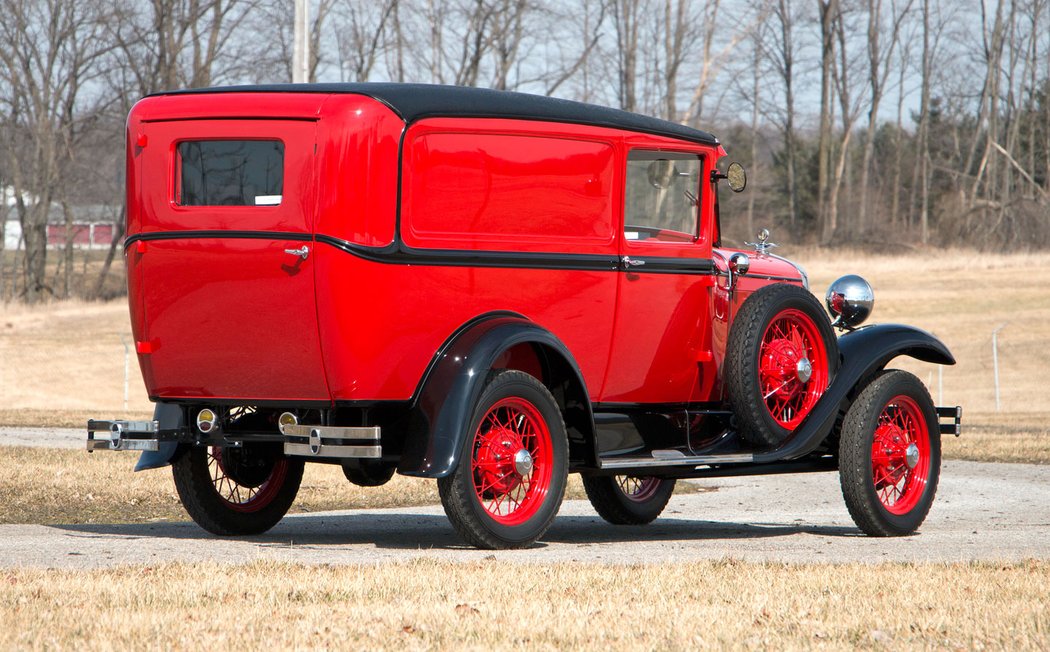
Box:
(582, 475), (676, 525)
(838, 370), (941, 536)
(438, 370), (568, 549)
(172, 444), (304, 536)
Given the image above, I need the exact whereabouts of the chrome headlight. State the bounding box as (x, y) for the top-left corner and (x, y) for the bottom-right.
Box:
(825, 275), (874, 329)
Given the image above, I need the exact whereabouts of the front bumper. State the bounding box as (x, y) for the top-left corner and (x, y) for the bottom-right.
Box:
(936, 406), (963, 437)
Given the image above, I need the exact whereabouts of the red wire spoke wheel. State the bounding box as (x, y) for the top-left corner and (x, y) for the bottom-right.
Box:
(173, 442), (304, 536)
(758, 309), (830, 430)
(617, 476), (662, 503)
(439, 370), (568, 549)
(839, 370), (941, 537)
(582, 474), (676, 525)
(208, 446), (289, 514)
(470, 397), (553, 526)
(870, 396), (931, 515)
(726, 284), (838, 447)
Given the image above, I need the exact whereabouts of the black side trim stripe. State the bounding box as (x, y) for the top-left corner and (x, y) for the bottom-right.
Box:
(629, 256), (716, 275)
(316, 235), (620, 271)
(141, 116), (321, 123)
(126, 230), (312, 246)
(124, 230), (717, 275)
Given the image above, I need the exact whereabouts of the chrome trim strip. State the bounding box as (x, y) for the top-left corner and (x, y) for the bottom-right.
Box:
(283, 442), (382, 458)
(279, 424), (381, 440)
(765, 253), (810, 289)
(599, 452), (754, 469)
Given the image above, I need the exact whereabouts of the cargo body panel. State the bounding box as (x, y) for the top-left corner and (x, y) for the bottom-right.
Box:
(127, 104), (331, 402)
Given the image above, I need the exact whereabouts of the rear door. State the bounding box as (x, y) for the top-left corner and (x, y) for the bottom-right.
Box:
(131, 118), (330, 402)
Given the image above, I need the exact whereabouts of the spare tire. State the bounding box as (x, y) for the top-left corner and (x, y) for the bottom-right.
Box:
(725, 284), (838, 447)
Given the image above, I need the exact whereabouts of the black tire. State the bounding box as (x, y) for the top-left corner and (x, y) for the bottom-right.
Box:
(582, 475), (676, 525)
(839, 370), (941, 536)
(172, 444), (304, 536)
(342, 459), (397, 487)
(438, 370), (569, 549)
(725, 284), (838, 446)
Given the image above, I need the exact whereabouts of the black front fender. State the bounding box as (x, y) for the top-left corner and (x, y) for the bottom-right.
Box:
(754, 323), (954, 463)
(398, 314), (593, 478)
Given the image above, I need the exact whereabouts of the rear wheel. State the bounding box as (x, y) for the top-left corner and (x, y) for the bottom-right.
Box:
(172, 444), (304, 536)
(726, 284), (837, 446)
(582, 475), (676, 525)
(839, 370), (941, 536)
(438, 370), (568, 549)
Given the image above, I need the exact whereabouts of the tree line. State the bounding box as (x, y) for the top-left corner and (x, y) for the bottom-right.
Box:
(1, 0), (1048, 302)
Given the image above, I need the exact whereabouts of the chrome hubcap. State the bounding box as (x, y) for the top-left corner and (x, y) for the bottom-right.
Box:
(905, 442), (920, 469)
(513, 448), (534, 476)
(796, 357), (813, 384)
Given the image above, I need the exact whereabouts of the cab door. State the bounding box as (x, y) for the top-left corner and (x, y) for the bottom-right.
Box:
(600, 148), (717, 405)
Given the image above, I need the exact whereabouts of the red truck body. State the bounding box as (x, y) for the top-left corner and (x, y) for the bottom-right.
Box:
(87, 84), (959, 549)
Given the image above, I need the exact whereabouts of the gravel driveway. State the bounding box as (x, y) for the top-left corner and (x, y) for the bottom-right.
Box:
(2, 428), (1048, 569)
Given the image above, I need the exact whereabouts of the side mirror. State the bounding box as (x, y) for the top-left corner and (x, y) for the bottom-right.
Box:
(726, 162), (746, 192)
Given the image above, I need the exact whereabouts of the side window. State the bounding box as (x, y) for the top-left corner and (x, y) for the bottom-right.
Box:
(176, 140), (284, 207)
(623, 151), (701, 243)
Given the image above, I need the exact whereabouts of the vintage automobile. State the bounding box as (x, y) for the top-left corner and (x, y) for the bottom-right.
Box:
(87, 83), (961, 549)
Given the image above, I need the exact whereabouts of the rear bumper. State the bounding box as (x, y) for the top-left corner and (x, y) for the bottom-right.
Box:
(278, 423), (381, 458)
(86, 417), (383, 460)
(86, 419), (165, 452)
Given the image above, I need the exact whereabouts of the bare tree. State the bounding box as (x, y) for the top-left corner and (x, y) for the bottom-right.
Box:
(816, 0), (838, 243)
(332, 0), (398, 82)
(0, 0), (113, 302)
(611, 0), (644, 111)
(759, 0), (804, 227)
(856, 0), (913, 235)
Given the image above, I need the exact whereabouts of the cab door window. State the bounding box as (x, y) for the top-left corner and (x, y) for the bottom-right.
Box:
(623, 151), (702, 243)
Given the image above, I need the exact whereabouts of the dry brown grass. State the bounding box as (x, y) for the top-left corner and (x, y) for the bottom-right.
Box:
(797, 248), (1050, 417)
(0, 446), (705, 525)
(0, 299), (153, 415)
(944, 412), (1050, 464)
(2, 559), (1047, 650)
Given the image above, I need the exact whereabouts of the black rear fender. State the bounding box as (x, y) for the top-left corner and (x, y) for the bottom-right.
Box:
(398, 314), (595, 478)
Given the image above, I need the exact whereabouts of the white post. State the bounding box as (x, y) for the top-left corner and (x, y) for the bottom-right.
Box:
(120, 334), (130, 411)
(937, 365), (943, 405)
(992, 323), (1007, 412)
(293, 0), (310, 83)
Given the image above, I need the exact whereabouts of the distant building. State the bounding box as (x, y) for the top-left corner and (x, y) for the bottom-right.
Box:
(3, 185), (117, 250)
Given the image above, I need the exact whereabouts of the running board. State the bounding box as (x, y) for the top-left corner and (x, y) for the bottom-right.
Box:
(280, 424), (381, 459)
(599, 449), (754, 470)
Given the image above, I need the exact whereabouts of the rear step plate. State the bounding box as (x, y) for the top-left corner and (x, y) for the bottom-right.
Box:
(280, 424), (381, 459)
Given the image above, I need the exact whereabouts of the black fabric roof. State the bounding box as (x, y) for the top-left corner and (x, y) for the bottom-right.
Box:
(151, 83), (719, 146)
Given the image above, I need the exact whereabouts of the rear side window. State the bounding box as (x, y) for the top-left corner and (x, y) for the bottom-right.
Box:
(176, 140), (284, 206)
(624, 151), (701, 242)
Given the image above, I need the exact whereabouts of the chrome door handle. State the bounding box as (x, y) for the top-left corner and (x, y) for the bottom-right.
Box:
(284, 245), (309, 260)
(621, 256), (645, 268)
